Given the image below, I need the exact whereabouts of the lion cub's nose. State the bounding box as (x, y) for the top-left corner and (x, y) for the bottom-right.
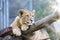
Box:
(31, 20), (33, 22)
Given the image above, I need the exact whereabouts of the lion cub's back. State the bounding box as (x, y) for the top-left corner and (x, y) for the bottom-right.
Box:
(10, 16), (20, 27)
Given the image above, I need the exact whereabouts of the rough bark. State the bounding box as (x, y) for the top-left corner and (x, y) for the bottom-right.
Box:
(0, 27), (12, 37)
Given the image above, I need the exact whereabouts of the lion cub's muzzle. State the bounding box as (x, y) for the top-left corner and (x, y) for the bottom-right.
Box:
(27, 20), (34, 25)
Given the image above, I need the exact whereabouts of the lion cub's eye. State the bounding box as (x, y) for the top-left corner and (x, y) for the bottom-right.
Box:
(26, 15), (29, 17)
(32, 16), (33, 17)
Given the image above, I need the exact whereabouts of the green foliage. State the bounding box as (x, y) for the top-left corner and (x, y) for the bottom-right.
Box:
(35, 0), (56, 21)
(35, 0), (51, 21)
(45, 28), (57, 40)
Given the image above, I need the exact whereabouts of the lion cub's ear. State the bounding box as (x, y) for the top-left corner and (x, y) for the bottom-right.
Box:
(32, 10), (35, 15)
(18, 10), (24, 17)
(32, 10), (35, 13)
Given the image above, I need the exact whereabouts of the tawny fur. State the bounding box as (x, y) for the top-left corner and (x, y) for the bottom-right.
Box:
(10, 9), (35, 36)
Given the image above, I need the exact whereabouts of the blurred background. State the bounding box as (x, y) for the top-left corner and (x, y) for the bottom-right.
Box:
(0, 0), (60, 40)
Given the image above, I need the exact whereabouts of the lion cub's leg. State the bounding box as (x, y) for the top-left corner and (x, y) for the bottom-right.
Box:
(21, 24), (29, 31)
(10, 16), (21, 36)
(12, 26), (21, 36)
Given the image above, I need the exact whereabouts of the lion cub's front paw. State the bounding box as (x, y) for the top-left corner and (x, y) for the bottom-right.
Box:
(13, 27), (21, 36)
(21, 25), (29, 31)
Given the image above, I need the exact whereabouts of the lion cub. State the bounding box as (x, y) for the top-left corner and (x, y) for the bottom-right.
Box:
(10, 9), (35, 36)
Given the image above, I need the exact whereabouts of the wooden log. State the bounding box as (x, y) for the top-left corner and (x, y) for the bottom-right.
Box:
(0, 27), (12, 37)
(35, 13), (59, 27)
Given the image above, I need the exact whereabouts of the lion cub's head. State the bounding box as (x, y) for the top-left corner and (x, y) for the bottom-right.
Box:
(18, 9), (35, 25)
(18, 9), (35, 31)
